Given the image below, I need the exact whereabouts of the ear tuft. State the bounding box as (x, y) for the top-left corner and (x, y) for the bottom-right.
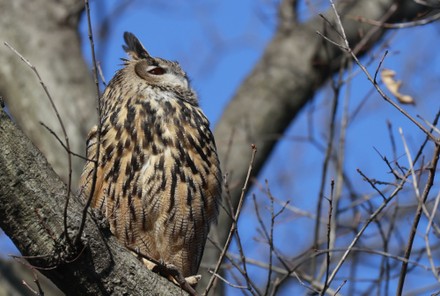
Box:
(122, 32), (150, 60)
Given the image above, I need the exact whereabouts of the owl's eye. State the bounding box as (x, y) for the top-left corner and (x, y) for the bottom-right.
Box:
(134, 61), (166, 79)
(148, 67), (166, 75)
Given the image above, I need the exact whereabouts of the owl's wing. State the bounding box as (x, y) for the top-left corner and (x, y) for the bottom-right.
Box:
(79, 125), (105, 209)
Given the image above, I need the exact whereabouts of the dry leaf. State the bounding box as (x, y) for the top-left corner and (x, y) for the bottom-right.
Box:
(381, 68), (415, 105)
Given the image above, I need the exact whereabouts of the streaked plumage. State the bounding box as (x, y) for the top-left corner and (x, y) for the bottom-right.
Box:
(80, 32), (222, 278)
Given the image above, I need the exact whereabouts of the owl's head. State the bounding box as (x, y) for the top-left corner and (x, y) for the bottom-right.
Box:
(122, 32), (191, 92)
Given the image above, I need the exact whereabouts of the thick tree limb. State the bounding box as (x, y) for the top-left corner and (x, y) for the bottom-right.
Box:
(0, 108), (185, 295)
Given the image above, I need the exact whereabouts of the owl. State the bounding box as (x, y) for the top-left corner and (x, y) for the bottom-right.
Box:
(80, 32), (222, 284)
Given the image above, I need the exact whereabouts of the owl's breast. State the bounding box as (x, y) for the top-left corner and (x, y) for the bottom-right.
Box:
(104, 96), (220, 234)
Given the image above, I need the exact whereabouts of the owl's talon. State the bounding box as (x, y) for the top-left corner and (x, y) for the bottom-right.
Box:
(141, 257), (157, 272)
(155, 262), (198, 295)
(185, 274), (201, 286)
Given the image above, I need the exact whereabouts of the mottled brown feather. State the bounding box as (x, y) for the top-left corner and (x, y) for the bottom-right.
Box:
(79, 32), (222, 277)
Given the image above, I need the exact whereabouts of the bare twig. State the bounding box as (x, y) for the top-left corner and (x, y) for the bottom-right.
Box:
(418, 114), (440, 136)
(373, 50), (389, 83)
(396, 143), (440, 295)
(227, 252), (340, 296)
(208, 271), (248, 290)
(252, 182), (289, 296)
(352, 11), (440, 29)
(4, 41), (74, 246)
(97, 61), (107, 86)
(266, 183), (276, 296)
(325, 173), (407, 288)
(22, 270), (45, 296)
(312, 17), (343, 278)
(321, 180), (334, 296)
(208, 237), (261, 295)
(75, 0), (103, 246)
(424, 190), (440, 281)
(399, 128), (422, 201)
(357, 169), (388, 201)
(333, 280), (347, 295)
(40, 122), (91, 161)
(203, 145), (257, 295)
(233, 197), (257, 295)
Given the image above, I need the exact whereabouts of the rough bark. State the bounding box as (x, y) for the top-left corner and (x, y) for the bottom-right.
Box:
(0, 0), (97, 185)
(0, 108), (186, 295)
(200, 0), (425, 290)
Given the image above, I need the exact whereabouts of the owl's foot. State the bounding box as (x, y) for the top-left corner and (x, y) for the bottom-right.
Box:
(129, 247), (199, 295)
(155, 261), (199, 296)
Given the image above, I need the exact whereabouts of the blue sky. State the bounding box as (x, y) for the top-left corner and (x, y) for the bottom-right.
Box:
(1, 1), (440, 295)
